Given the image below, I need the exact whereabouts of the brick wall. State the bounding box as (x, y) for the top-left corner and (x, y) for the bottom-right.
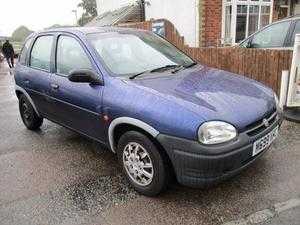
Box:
(201, 0), (222, 47)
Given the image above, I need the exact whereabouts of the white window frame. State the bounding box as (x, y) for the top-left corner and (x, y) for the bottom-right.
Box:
(221, 0), (274, 45)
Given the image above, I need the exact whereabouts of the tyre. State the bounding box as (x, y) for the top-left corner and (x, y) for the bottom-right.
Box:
(117, 130), (170, 196)
(19, 94), (43, 130)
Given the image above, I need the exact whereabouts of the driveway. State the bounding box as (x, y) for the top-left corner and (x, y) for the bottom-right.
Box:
(0, 63), (299, 225)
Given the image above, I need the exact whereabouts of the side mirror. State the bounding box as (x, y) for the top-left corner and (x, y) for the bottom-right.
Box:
(68, 69), (103, 85)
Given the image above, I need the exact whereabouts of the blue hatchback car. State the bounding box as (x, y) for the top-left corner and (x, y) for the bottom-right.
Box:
(14, 27), (282, 196)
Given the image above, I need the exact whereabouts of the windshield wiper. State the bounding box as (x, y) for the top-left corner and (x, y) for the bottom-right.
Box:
(171, 65), (185, 74)
(172, 62), (198, 74)
(185, 62), (197, 68)
(150, 64), (180, 73)
(129, 71), (149, 80)
(129, 63), (198, 80)
(129, 65), (180, 80)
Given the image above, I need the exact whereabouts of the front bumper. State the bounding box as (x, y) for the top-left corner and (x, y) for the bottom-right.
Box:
(157, 115), (283, 188)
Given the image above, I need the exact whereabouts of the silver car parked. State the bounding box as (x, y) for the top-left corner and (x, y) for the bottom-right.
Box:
(240, 15), (300, 49)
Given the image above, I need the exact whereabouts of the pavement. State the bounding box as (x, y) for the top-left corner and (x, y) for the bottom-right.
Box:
(266, 207), (300, 225)
(0, 62), (299, 225)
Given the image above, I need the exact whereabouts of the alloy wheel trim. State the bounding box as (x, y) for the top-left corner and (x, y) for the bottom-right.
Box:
(21, 100), (31, 124)
(122, 142), (154, 187)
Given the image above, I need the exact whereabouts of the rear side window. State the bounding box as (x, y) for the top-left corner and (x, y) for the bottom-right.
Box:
(56, 36), (92, 76)
(30, 35), (53, 71)
(251, 21), (291, 48)
(19, 37), (33, 65)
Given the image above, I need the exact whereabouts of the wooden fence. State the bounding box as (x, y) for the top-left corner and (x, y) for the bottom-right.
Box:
(119, 20), (293, 94)
(181, 47), (293, 94)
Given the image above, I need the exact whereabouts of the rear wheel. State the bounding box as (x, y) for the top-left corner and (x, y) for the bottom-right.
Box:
(117, 131), (170, 196)
(19, 94), (43, 130)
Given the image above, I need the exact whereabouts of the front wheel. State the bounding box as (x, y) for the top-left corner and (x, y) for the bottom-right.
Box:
(19, 94), (43, 130)
(117, 131), (170, 196)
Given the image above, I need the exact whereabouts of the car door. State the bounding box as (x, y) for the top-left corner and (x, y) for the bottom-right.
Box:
(49, 34), (106, 142)
(249, 20), (292, 49)
(24, 34), (55, 117)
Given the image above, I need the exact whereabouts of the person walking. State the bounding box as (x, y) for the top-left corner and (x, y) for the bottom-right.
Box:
(0, 41), (3, 67)
(1, 40), (15, 68)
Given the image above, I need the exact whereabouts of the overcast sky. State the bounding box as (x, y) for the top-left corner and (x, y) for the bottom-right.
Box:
(0, 0), (84, 36)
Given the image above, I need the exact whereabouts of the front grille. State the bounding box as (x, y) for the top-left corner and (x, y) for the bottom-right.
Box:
(245, 109), (278, 136)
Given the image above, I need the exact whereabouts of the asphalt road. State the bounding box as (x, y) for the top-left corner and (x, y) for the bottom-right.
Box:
(0, 63), (299, 225)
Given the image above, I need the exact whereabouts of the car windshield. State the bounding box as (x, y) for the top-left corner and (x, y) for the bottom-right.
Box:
(87, 31), (195, 76)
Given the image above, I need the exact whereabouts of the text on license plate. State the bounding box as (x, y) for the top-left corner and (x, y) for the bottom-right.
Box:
(252, 126), (279, 157)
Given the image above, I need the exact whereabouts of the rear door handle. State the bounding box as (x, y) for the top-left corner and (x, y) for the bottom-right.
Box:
(51, 83), (59, 90)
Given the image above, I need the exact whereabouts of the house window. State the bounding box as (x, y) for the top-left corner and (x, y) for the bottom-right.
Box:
(236, 5), (248, 41)
(223, 0), (273, 44)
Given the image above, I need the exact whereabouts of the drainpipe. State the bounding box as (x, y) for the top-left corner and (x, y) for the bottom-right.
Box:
(195, 0), (199, 47)
(198, 0), (204, 47)
(140, 0), (146, 21)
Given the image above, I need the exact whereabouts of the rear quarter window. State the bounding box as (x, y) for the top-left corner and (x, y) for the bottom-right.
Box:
(19, 37), (33, 65)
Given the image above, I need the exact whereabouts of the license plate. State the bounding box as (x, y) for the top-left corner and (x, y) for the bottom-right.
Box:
(252, 126), (279, 157)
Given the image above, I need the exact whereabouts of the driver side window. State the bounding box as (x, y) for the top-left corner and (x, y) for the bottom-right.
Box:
(251, 21), (291, 48)
(56, 36), (93, 75)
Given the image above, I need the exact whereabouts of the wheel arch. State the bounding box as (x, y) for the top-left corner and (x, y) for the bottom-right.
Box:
(108, 117), (159, 153)
(15, 85), (40, 117)
(109, 118), (176, 184)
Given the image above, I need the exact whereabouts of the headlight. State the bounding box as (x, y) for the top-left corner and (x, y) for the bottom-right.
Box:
(198, 121), (237, 145)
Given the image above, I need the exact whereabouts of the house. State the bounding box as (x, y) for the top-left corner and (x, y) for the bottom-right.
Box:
(219, 0), (300, 46)
(95, 0), (300, 47)
(86, 1), (144, 27)
(95, 0), (200, 47)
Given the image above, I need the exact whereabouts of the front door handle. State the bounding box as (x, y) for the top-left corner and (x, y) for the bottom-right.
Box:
(51, 83), (59, 90)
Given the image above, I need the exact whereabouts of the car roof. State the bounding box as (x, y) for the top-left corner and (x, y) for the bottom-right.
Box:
(38, 26), (143, 35)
